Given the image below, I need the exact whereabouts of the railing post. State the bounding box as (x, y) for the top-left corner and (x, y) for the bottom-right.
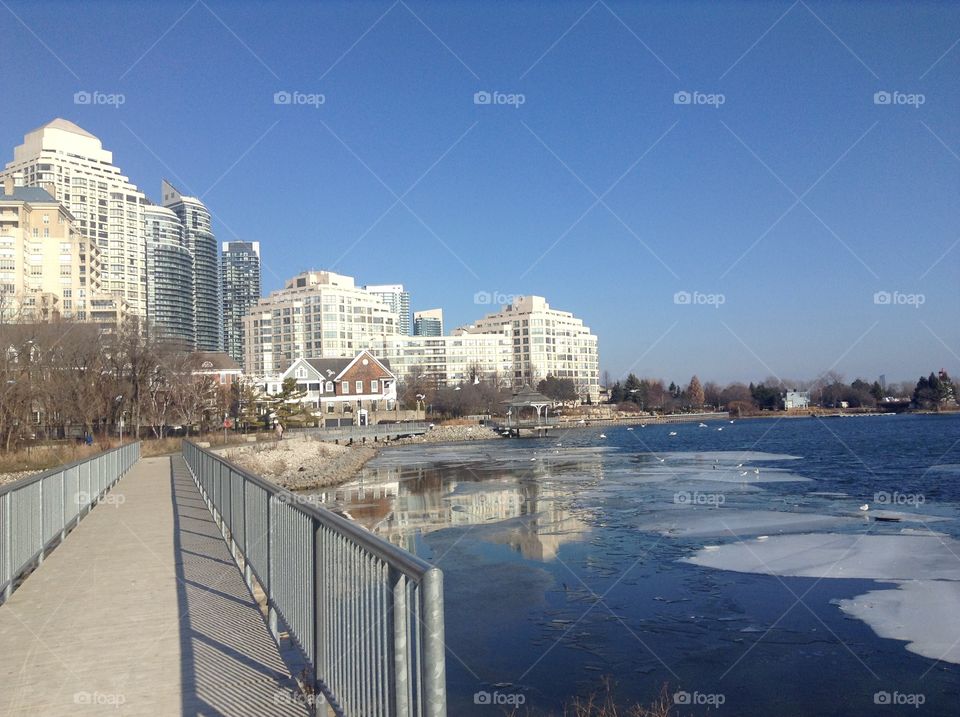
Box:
(2, 493), (11, 601)
(422, 568), (447, 717)
(392, 569), (410, 717)
(36, 478), (43, 566)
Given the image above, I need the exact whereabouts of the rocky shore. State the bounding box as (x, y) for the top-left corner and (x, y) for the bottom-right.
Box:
(219, 424), (501, 491)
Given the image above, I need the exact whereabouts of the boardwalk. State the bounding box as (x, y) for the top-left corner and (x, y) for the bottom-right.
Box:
(0, 456), (309, 716)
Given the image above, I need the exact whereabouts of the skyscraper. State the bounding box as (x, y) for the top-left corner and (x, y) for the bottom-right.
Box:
(161, 180), (221, 351)
(364, 284), (410, 335)
(413, 308), (443, 336)
(2, 119), (147, 316)
(221, 241), (261, 368)
(145, 204), (195, 348)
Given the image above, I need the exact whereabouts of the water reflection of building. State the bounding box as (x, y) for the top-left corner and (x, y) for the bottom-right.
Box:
(309, 453), (603, 561)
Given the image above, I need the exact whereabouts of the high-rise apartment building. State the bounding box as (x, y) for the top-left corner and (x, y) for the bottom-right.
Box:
(144, 204), (194, 348)
(244, 270), (400, 376)
(221, 241), (261, 368)
(2, 119), (147, 317)
(0, 179), (105, 322)
(413, 308), (443, 337)
(465, 296), (600, 401)
(161, 180), (221, 351)
(364, 284), (410, 335)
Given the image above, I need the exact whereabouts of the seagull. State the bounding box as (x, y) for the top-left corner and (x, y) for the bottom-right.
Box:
(454, 386), (461, 391)
(599, 433), (607, 439)
(859, 504), (870, 511)
(739, 471), (748, 477)
(658, 457), (665, 463)
(669, 431), (677, 436)
(754, 468), (760, 475)
(735, 463), (743, 468)
(729, 420), (735, 424)
(627, 427), (634, 431)
(699, 423), (707, 428)
(530, 457), (537, 461)
(717, 427), (724, 431)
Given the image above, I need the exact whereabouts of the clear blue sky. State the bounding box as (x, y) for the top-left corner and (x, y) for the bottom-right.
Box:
(2, 0), (958, 386)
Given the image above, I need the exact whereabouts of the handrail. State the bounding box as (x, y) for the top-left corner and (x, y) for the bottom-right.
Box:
(181, 440), (447, 717)
(1, 441), (140, 602)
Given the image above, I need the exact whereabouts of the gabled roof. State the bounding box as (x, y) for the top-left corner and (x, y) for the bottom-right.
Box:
(503, 385), (552, 407)
(283, 351), (393, 382)
(187, 352), (242, 372)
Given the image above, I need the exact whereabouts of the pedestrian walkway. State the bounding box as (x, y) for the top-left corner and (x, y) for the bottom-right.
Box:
(0, 455), (309, 716)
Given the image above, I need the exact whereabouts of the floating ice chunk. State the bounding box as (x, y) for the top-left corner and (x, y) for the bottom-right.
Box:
(837, 581), (960, 665)
(641, 510), (849, 538)
(683, 533), (960, 581)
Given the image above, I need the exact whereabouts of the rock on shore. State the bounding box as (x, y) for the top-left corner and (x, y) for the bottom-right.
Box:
(392, 424), (500, 445)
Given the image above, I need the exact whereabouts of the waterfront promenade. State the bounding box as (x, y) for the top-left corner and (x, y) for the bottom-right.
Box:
(0, 456), (308, 716)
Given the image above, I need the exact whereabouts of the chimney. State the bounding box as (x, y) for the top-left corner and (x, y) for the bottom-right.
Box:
(2, 176), (12, 196)
(39, 181), (57, 201)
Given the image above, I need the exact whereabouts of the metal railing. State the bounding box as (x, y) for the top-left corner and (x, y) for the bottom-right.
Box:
(1, 441), (140, 602)
(182, 440), (446, 717)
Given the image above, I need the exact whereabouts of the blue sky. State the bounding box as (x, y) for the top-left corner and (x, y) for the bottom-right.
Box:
(1, 0), (958, 385)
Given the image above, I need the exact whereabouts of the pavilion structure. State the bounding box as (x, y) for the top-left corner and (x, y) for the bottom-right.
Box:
(500, 386), (555, 436)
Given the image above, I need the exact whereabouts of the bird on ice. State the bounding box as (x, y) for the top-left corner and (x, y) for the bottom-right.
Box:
(859, 504), (870, 511)
(739, 471), (748, 477)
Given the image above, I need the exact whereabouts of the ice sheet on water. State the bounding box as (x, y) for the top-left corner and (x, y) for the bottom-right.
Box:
(656, 451), (802, 463)
(638, 509), (851, 538)
(837, 580), (960, 665)
(683, 533), (960, 581)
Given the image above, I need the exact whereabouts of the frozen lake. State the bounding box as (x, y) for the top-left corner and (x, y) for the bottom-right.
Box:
(307, 413), (960, 715)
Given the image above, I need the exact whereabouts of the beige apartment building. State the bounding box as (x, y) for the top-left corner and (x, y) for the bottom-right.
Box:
(243, 270), (400, 376)
(2, 119), (147, 317)
(463, 296), (600, 401)
(0, 177), (124, 323)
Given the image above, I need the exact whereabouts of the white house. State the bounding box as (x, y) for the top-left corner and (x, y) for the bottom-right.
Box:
(784, 390), (811, 410)
(262, 351), (397, 426)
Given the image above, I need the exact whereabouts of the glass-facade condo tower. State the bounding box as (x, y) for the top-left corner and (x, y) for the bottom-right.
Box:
(364, 283), (410, 335)
(145, 204), (195, 348)
(221, 240), (261, 368)
(161, 179), (221, 351)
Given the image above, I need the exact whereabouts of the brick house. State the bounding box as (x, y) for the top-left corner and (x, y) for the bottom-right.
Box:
(265, 350), (397, 426)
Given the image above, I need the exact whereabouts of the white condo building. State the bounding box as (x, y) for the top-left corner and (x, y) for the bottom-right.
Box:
(244, 270), (400, 376)
(2, 119), (147, 317)
(363, 283), (410, 335)
(463, 296), (599, 401)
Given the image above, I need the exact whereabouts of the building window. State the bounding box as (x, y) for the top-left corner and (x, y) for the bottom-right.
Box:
(355, 380), (363, 393)
(296, 367), (306, 378)
(370, 380), (378, 393)
(325, 381), (333, 393)
(341, 381), (349, 394)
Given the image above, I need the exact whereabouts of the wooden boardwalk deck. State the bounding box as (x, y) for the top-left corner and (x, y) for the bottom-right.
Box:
(0, 456), (309, 716)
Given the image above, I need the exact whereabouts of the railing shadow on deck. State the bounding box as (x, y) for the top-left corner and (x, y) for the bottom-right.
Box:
(169, 457), (308, 716)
